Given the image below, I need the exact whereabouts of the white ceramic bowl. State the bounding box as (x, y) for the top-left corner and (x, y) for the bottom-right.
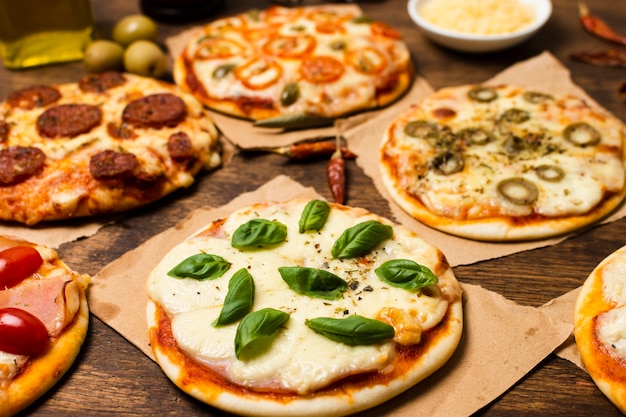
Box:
(407, 0), (552, 53)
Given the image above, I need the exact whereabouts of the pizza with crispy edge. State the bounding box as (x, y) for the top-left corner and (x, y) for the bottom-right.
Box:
(379, 84), (626, 241)
(575, 244), (626, 414)
(146, 199), (463, 417)
(0, 236), (90, 417)
(173, 5), (413, 128)
(0, 71), (221, 225)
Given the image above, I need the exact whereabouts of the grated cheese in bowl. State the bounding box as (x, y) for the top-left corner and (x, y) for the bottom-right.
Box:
(419, 0), (536, 36)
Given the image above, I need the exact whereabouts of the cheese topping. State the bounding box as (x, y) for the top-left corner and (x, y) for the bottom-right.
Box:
(595, 257), (626, 359)
(147, 200), (459, 394)
(419, 0), (536, 35)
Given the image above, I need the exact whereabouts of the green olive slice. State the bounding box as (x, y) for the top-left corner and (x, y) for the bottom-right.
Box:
(468, 86), (498, 103)
(497, 178), (538, 205)
(329, 39), (347, 50)
(431, 151), (464, 175)
(522, 91), (554, 104)
(535, 165), (565, 182)
(404, 120), (439, 139)
(212, 63), (236, 79)
(563, 122), (601, 147)
(499, 108), (530, 123)
(281, 82), (300, 107)
(458, 127), (492, 145)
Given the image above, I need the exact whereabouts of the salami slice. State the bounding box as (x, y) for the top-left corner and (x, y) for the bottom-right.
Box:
(0, 146), (45, 185)
(89, 150), (139, 180)
(7, 85), (61, 110)
(167, 132), (194, 160)
(79, 72), (127, 93)
(122, 93), (187, 129)
(37, 104), (102, 138)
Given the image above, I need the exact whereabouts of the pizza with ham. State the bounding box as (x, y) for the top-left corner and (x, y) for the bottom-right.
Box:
(575, 244), (626, 413)
(0, 236), (90, 417)
(173, 5), (413, 129)
(0, 71), (221, 225)
(379, 84), (626, 241)
(146, 199), (463, 417)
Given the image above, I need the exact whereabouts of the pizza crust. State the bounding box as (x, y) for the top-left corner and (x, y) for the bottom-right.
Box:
(0, 282), (89, 417)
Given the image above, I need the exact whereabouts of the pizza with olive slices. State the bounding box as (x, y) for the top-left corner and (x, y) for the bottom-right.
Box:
(173, 5), (413, 129)
(0, 71), (221, 225)
(575, 244), (626, 413)
(379, 84), (626, 241)
(0, 235), (90, 417)
(146, 199), (463, 417)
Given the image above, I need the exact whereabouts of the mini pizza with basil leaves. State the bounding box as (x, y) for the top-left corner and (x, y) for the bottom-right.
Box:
(379, 84), (626, 241)
(173, 4), (413, 129)
(575, 244), (626, 413)
(0, 235), (90, 417)
(0, 71), (221, 225)
(146, 199), (463, 417)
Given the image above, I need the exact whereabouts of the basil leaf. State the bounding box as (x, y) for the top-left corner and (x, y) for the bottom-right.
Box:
(298, 200), (330, 233)
(278, 266), (347, 300)
(375, 259), (439, 290)
(213, 268), (255, 327)
(167, 253), (231, 280)
(305, 315), (395, 345)
(235, 308), (290, 359)
(231, 219), (288, 250)
(331, 220), (393, 259)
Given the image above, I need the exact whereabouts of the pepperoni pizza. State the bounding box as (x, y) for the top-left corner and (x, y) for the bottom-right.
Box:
(173, 5), (413, 129)
(0, 72), (221, 225)
(0, 236), (90, 416)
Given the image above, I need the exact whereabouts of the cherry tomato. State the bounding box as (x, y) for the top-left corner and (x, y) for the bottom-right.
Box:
(0, 246), (43, 289)
(0, 308), (49, 356)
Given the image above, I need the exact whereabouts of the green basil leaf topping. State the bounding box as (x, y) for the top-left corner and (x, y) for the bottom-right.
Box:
(331, 220), (393, 259)
(231, 219), (288, 250)
(305, 315), (395, 345)
(235, 308), (290, 359)
(278, 266), (347, 300)
(167, 253), (231, 280)
(375, 259), (439, 290)
(298, 200), (330, 233)
(213, 268), (255, 327)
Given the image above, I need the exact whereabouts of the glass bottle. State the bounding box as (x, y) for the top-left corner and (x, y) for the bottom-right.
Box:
(0, 0), (95, 69)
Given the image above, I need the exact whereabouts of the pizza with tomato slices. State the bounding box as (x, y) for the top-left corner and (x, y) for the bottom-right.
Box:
(146, 199), (463, 417)
(379, 84), (626, 241)
(0, 236), (90, 417)
(0, 71), (221, 225)
(575, 244), (626, 413)
(173, 5), (413, 129)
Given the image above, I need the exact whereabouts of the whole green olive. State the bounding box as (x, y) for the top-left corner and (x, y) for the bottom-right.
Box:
(123, 40), (167, 78)
(83, 40), (124, 73)
(113, 14), (159, 47)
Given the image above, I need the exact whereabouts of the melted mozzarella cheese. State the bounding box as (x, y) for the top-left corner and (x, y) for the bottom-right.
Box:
(147, 200), (454, 394)
(0, 351), (27, 387)
(597, 307), (626, 358)
(602, 257), (626, 305)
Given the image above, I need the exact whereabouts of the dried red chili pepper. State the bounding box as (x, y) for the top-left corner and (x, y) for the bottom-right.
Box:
(570, 49), (626, 69)
(327, 141), (346, 205)
(578, 2), (626, 46)
(288, 140), (357, 160)
(619, 81), (626, 99)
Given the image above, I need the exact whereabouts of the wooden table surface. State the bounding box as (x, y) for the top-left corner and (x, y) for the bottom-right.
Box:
(3, 0), (626, 415)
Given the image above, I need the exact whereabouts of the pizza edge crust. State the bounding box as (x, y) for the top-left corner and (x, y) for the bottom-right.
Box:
(574, 245), (626, 414)
(0, 281), (89, 417)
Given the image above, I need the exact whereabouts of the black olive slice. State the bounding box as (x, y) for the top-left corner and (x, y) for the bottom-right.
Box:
(535, 165), (565, 182)
(431, 151), (464, 175)
(497, 178), (538, 205)
(468, 86), (497, 103)
(281, 82), (300, 107)
(458, 127), (493, 145)
(522, 91), (554, 104)
(404, 120), (439, 139)
(499, 108), (530, 124)
(563, 122), (601, 147)
(503, 135), (526, 155)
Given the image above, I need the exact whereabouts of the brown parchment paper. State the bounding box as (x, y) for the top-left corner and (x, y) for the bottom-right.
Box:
(343, 51), (626, 266)
(0, 220), (107, 249)
(88, 175), (572, 417)
(165, 3), (421, 150)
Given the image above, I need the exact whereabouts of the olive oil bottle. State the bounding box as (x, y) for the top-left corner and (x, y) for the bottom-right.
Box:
(0, 0), (94, 69)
